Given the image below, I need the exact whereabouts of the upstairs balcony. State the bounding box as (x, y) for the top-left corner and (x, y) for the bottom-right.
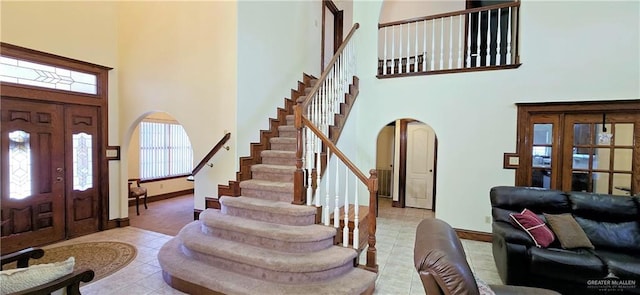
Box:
(377, 1), (521, 78)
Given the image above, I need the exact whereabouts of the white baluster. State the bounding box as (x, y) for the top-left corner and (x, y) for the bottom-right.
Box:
(383, 27), (387, 75)
(414, 21), (418, 72)
(423, 20), (427, 71)
(458, 15), (463, 69)
(431, 19), (435, 71)
(506, 7), (512, 64)
(406, 21), (410, 73)
(486, 9), (491, 65)
(333, 157), (339, 228)
(440, 17), (444, 70)
(496, 8), (502, 66)
(391, 26), (395, 74)
(353, 174), (359, 249)
(466, 13), (472, 68)
(476, 11), (481, 67)
(324, 151), (331, 226)
(399, 24), (403, 74)
(342, 165), (349, 247)
(449, 16), (453, 69)
(315, 141), (321, 207)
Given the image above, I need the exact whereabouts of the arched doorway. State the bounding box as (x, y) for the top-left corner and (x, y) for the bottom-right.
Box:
(376, 119), (437, 211)
(125, 112), (195, 235)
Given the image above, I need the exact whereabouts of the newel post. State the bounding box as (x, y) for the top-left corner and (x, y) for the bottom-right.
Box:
(292, 100), (306, 205)
(365, 169), (379, 272)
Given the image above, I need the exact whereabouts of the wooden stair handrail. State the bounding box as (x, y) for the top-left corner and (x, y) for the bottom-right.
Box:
(301, 116), (368, 185)
(191, 132), (231, 176)
(299, 23), (360, 111)
(378, 1), (520, 28)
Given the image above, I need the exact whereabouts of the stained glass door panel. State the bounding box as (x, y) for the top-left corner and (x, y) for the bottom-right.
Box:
(65, 105), (99, 238)
(1, 98), (65, 254)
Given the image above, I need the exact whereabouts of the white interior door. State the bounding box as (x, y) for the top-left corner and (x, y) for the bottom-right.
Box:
(323, 6), (335, 70)
(405, 122), (435, 209)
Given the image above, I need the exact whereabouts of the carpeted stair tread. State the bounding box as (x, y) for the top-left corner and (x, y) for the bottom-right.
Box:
(219, 196), (316, 225)
(178, 222), (357, 273)
(251, 164), (295, 174)
(240, 179), (293, 192)
(278, 125), (296, 132)
(199, 209), (336, 244)
(270, 137), (296, 144)
(251, 164), (295, 182)
(159, 238), (377, 295)
(220, 196), (315, 217)
(261, 150), (296, 158)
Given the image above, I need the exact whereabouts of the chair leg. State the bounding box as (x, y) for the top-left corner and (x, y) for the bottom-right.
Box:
(143, 193), (148, 209)
(136, 196), (140, 216)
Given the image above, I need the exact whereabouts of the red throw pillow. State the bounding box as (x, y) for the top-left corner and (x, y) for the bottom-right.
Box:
(509, 209), (555, 248)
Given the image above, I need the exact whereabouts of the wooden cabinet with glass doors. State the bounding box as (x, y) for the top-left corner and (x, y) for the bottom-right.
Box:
(516, 101), (639, 197)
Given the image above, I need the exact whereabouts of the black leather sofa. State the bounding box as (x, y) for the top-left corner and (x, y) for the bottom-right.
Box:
(490, 186), (640, 295)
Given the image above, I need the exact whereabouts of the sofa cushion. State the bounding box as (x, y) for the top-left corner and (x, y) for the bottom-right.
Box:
(544, 213), (594, 249)
(570, 192), (639, 223)
(510, 209), (555, 248)
(575, 217), (640, 253)
(490, 186), (570, 214)
(596, 250), (640, 280)
(0, 257), (75, 294)
(529, 247), (606, 283)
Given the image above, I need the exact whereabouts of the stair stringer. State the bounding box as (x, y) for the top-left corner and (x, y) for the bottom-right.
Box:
(217, 73), (315, 199)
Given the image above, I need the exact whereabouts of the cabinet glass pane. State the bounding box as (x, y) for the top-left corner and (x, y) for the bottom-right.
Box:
(532, 146), (551, 168)
(592, 172), (610, 194)
(9, 130), (32, 199)
(73, 132), (93, 191)
(572, 172), (590, 192)
(613, 149), (632, 171)
(592, 148), (610, 170)
(573, 149), (592, 170)
(573, 124), (592, 145)
(614, 123), (634, 146)
(532, 169), (551, 189)
(595, 124), (613, 145)
(612, 173), (631, 196)
(533, 124), (553, 145)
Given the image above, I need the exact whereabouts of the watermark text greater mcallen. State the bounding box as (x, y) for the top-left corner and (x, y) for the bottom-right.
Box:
(587, 279), (637, 293)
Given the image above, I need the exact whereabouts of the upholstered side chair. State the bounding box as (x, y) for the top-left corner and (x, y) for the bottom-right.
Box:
(128, 178), (148, 215)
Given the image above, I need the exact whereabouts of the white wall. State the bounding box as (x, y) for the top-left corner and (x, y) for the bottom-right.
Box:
(118, 1), (237, 212)
(237, 1), (322, 163)
(379, 0), (465, 24)
(0, 1), (122, 219)
(354, 0), (640, 232)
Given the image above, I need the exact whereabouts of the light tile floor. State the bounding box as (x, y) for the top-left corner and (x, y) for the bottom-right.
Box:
(60, 197), (501, 295)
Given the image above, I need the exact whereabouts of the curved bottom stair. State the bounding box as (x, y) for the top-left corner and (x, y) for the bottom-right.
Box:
(158, 197), (376, 295)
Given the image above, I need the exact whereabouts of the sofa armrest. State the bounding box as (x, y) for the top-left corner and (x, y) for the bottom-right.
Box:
(493, 222), (536, 247)
(9, 268), (94, 295)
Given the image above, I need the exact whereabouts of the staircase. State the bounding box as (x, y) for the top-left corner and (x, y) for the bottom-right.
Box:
(158, 74), (376, 295)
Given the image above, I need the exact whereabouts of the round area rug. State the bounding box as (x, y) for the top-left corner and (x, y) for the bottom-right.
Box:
(7, 242), (137, 283)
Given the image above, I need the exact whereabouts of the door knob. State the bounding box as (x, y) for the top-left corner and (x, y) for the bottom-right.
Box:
(56, 177), (63, 182)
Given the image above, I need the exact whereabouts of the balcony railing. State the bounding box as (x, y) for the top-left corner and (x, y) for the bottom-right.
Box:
(378, 2), (521, 78)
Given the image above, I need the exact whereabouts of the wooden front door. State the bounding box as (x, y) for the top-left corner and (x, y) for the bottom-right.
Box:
(1, 98), (66, 253)
(1, 99), (101, 253)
